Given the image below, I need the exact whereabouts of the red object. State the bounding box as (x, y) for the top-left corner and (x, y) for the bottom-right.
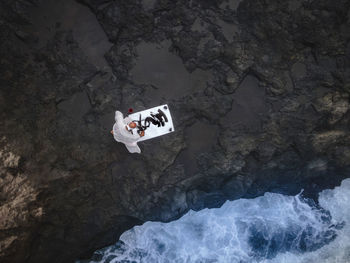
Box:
(128, 108), (133, 113)
(128, 122), (137, 128)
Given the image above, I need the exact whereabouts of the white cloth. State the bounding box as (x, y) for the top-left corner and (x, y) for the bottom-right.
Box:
(112, 111), (141, 154)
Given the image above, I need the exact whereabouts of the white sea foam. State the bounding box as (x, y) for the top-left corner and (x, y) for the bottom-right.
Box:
(86, 179), (350, 263)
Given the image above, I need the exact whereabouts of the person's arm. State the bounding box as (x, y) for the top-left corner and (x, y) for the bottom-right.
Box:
(115, 111), (124, 123)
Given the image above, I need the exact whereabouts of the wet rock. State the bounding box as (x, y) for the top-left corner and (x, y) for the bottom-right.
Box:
(313, 92), (349, 124)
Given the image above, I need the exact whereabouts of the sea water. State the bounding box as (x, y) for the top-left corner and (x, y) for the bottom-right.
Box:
(85, 179), (350, 263)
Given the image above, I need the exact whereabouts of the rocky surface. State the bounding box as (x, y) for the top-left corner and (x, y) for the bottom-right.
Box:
(0, 0), (350, 262)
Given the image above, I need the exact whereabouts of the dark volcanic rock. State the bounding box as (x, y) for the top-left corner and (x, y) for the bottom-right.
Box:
(1, 0), (350, 262)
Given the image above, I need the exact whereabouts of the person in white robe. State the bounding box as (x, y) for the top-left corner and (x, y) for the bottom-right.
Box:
(111, 111), (143, 154)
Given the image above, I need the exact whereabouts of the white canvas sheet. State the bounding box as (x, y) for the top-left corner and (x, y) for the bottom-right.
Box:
(128, 104), (175, 142)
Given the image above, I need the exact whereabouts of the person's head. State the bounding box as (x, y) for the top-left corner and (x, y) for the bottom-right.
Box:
(128, 122), (137, 129)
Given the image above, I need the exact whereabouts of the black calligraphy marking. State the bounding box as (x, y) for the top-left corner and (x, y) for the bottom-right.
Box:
(133, 109), (169, 135)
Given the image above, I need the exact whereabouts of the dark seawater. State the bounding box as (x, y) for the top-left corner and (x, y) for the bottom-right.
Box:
(80, 179), (350, 263)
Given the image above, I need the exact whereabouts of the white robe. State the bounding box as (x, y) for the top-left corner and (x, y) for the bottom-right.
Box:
(112, 111), (141, 154)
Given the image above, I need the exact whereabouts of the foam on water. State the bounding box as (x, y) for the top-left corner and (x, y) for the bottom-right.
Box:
(85, 179), (350, 263)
